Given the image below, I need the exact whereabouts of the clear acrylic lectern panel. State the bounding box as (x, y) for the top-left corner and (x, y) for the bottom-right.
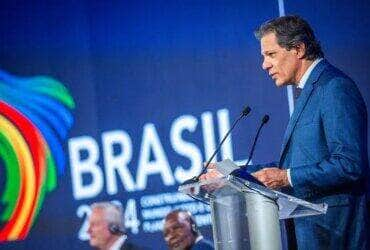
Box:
(178, 164), (328, 219)
(178, 160), (327, 250)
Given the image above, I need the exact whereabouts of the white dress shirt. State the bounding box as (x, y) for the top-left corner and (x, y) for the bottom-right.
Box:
(109, 235), (127, 250)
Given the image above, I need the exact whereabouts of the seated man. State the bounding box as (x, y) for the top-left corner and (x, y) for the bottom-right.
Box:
(163, 209), (213, 250)
(87, 202), (142, 250)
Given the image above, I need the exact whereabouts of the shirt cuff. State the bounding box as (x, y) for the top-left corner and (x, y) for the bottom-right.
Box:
(287, 169), (293, 187)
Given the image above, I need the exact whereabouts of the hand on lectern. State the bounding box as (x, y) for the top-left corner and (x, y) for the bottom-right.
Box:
(251, 167), (289, 189)
(199, 163), (223, 180)
(198, 163), (225, 191)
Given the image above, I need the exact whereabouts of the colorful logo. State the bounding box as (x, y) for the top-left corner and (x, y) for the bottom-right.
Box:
(0, 69), (75, 241)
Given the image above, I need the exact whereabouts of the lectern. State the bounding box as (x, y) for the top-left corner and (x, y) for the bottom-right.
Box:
(178, 160), (327, 250)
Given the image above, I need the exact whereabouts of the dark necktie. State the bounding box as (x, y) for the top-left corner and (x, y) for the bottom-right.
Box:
(286, 85), (301, 249)
(293, 86), (302, 100)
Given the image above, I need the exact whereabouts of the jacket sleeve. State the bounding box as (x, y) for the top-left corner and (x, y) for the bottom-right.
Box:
(290, 77), (368, 195)
(233, 161), (280, 175)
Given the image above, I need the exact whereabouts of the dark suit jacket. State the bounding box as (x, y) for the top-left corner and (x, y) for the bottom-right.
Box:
(192, 238), (214, 250)
(239, 60), (369, 249)
(120, 240), (144, 250)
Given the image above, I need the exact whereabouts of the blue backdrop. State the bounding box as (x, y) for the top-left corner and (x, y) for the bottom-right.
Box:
(0, 0), (369, 249)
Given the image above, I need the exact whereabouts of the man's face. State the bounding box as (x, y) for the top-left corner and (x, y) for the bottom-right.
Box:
(87, 208), (113, 249)
(260, 32), (301, 86)
(163, 213), (195, 250)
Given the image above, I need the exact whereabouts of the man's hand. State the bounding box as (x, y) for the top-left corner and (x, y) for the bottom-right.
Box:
(198, 163), (224, 181)
(198, 163), (225, 191)
(252, 167), (289, 189)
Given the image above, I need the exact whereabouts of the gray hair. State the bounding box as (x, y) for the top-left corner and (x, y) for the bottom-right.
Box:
(91, 202), (125, 230)
(255, 15), (324, 60)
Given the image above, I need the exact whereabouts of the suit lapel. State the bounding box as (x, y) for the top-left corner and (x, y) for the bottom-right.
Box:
(279, 60), (329, 164)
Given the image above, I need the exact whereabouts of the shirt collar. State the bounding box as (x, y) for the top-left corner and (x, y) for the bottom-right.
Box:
(297, 58), (323, 89)
(195, 235), (204, 244)
(109, 235), (127, 250)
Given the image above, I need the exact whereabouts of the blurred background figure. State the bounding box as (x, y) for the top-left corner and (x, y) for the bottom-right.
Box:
(88, 202), (142, 250)
(163, 210), (213, 250)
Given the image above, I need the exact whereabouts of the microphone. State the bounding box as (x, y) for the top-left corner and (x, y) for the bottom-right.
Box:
(245, 114), (269, 166)
(181, 106), (251, 185)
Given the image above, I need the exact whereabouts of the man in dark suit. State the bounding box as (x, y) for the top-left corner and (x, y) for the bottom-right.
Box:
(87, 202), (142, 250)
(163, 209), (213, 250)
(201, 15), (369, 249)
